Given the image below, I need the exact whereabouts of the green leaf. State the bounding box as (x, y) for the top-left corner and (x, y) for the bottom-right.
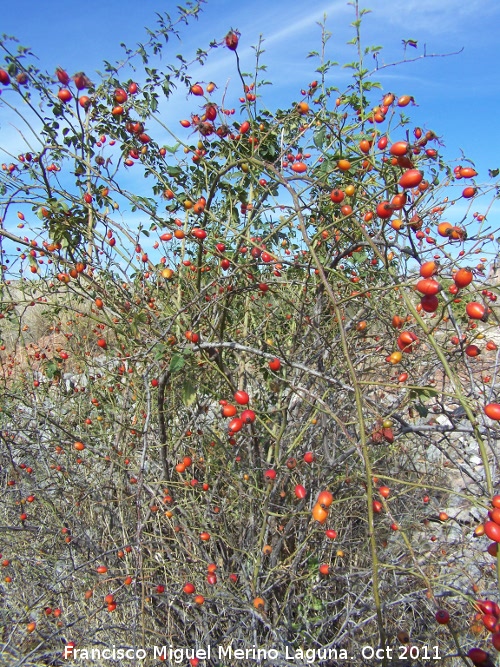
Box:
(181, 379), (196, 407)
(414, 403), (428, 418)
(167, 166), (182, 177)
(154, 344), (167, 360)
(169, 353), (185, 373)
(409, 387), (438, 402)
(44, 360), (59, 379)
(313, 126), (326, 149)
(352, 251), (367, 263)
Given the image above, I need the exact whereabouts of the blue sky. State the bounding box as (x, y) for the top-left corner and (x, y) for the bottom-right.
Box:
(2, 0), (499, 161)
(1, 0), (500, 247)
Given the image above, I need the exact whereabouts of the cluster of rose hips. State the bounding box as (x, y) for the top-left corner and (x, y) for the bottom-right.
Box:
(436, 602), (500, 665)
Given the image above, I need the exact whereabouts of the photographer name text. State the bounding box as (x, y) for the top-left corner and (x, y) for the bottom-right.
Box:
(64, 643), (442, 663)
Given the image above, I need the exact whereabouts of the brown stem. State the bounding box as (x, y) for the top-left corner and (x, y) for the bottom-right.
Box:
(158, 369), (171, 481)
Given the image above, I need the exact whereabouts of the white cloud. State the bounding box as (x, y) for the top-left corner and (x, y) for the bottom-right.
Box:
(371, 0), (499, 34)
(253, 1), (349, 47)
